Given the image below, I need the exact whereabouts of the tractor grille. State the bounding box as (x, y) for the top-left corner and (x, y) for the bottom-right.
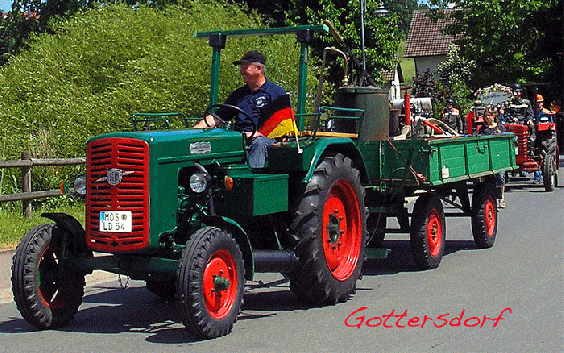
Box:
(504, 123), (529, 162)
(86, 137), (150, 252)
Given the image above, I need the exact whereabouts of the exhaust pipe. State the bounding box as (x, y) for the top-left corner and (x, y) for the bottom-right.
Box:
(253, 250), (300, 273)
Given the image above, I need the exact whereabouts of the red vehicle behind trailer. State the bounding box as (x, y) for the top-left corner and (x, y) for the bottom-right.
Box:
(473, 84), (559, 191)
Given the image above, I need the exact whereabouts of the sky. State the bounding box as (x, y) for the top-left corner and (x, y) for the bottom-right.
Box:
(0, 0), (10, 12)
(418, 0), (457, 7)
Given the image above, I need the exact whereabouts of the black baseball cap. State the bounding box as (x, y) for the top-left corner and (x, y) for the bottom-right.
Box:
(512, 83), (523, 92)
(233, 50), (266, 65)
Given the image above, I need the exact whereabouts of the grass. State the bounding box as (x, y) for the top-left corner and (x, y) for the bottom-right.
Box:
(0, 201), (85, 250)
(398, 40), (415, 86)
(0, 42), (413, 250)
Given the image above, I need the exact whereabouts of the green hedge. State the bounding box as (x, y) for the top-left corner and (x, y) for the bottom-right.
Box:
(0, 1), (316, 193)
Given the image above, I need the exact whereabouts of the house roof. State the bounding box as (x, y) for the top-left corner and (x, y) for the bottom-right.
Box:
(1, 11), (40, 20)
(381, 63), (403, 83)
(404, 9), (457, 58)
(381, 69), (395, 81)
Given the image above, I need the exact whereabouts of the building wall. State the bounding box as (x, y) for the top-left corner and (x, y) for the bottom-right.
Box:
(383, 77), (401, 100)
(414, 55), (446, 76)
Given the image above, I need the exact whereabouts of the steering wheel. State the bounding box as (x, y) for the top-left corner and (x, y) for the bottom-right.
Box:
(203, 103), (257, 138)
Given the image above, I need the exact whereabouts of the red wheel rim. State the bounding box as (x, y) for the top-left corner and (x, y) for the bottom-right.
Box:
(427, 209), (443, 257)
(38, 244), (65, 310)
(322, 179), (362, 281)
(202, 249), (238, 319)
(484, 197), (496, 237)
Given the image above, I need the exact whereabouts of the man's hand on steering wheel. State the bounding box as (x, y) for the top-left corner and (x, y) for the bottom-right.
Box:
(203, 103), (257, 137)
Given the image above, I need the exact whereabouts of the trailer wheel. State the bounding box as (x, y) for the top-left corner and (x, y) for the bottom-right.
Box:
(177, 227), (244, 339)
(542, 152), (557, 192)
(146, 280), (176, 301)
(11, 224), (86, 330)
(410, 195), (445, 269)
(290, 154), (366, 305)
(472, 182), (497, 249)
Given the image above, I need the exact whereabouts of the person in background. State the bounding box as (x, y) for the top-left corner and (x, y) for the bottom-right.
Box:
(498, 103), (507, 124)
(441, 98), (462, 133)
(194, 50), (287, 168)
(534, 94), (555, 124)
(478, 106), (507, 208)
(552, 101), (564, 151)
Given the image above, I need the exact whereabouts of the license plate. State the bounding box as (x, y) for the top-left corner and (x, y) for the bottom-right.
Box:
(99, 211), (132, 232)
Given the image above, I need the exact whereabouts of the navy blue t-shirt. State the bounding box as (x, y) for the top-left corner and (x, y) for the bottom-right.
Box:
(217, 80), (287, 132)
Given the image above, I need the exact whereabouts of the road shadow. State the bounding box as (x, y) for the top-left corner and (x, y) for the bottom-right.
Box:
(0, 277), (308, 343)
(0, 237), (493, 342)
(242, 278), (307, 312)
(504, 154), (564, 192)
(0, 285), (197, 343)
(362, 239), (477, 276)
(506, 173), (564, 193)
(506, 179), (548, 193)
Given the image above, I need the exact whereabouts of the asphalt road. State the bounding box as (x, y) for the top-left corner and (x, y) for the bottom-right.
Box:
(0, 177), (562, 352)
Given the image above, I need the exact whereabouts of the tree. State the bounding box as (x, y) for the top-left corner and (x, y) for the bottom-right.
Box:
(2, 0), (408, 89)
(0, 0), (97, 64)
(412, 68), (436, 98)
(436, 44), (474, 112)
(438, 0), (563, 102)
(411, 44), (475, 118)
(285, 0), (401, 87)
(0, 0), (174, 64)
(382, 0), (418, 37)
(227, 0), (293, 26)
(0, 2), (308, 189)
(228, 0), (403, 87)
(230, 0), (417, 37)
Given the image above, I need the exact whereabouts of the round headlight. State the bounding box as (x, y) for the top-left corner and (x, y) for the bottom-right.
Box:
(189, 172), (209, 193)
(73, 174), (87, 196)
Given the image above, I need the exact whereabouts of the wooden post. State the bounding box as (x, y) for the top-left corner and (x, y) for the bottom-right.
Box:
(21, 151), (32, 219)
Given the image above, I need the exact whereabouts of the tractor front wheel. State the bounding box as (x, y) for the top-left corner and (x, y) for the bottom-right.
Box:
(11, 224), (86, 329)
(290, 154), (366, 305)
(542, 152), (557, 192)
(410, 195), (446, 269)
(177, 227), (244, 339)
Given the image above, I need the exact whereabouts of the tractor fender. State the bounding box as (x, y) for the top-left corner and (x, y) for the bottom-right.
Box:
(199, 215), (254, 281)
(303, 138), (368, 183)
(41, 212), (91, 256)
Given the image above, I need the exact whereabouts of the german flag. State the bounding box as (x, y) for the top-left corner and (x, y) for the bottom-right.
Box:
(258, 94), (298, 138)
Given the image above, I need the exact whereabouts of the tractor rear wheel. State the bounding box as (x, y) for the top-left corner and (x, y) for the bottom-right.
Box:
(290, 154), (366, 305)
(177, 227), (244, 339)
(471, 180), (497, 248)
(12, 224), (86, 329)
(410, 194), (446, 269)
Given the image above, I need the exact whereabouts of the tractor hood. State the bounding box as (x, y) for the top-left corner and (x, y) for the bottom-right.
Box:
(88, 128), (247, 165)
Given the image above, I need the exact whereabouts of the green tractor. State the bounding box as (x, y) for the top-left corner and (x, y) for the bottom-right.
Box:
(11, 25), (516, 339)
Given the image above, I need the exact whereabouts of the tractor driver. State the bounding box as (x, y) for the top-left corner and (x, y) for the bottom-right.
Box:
(508, 84), (534, 127)
(194, 50), (287, 169)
